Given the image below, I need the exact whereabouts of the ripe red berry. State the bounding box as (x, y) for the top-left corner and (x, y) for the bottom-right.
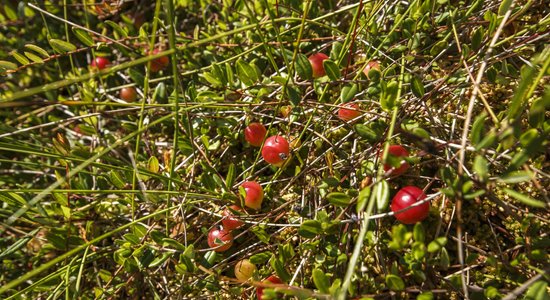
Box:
(90, 57), (110, 70)
(241, 181), (263, 210)
(256, 275), (283, 300)
(308, 53), (329, 78)
(149, 49), (169, 72)
(244, 123), (267, 147)
(337, 102), (361, 121)
(362, 60), (380, 79)
(221, 205), (245, 230)
(382, 145), (410, 177)
(234, 259), (257, 281)
(207, 227), (233, 252)
(261, 135), (290, 167)
(119, 87), (137, 102)
(391, 186), (429, 224)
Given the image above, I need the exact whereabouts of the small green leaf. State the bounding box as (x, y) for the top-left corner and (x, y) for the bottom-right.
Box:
(503, 188), (547, 208)
(147, 156), (159, 173)
(105, 20), (128, 38)
(250, 225), (270, 244)
(428, 237), (447, 253)
(340, 84), (358, 103)
(473, 155), (489, 182)
(202, 71), (222, 87)
(236, 59), (257, 86)
(374, 179), (390, 211)
(326, 192), (351, 207)
(24, 51), (44, 63)
(24, 44), (49, 58)
(381, 80), (399, 111)
(109, 170), (126, 189)
(508, 63), (537, 121)
(323, 59), (341, 81)
(417, 292), (434, 300)
(471, 27), (484, 50)
(270, 255), (291, 282)
(470, 113), (487, 146)
(11, 51), (29, 65)
(529, 94), (550, 128)
(499, 170), (533, 183)
(226, 163), (235, 188)
(411, 75), (425, 98)
(312, 268), (330, 294)
(385, 274), (405, 291)
(72, 27), (94, 46)
(430, 40), (447, 56)
(356, 186), (371, 213)
(498, 0), (513, 16)
(249, 252), (271, 264)
(295, 53), (312, 79)
(523, 280), (549, 300)
(439, 247), (450, 270)
(519, 128), (540, 147)
(49, 39), (77, 53)
(413, 223), (425, 243)
(286, 84), (302, 106)
(354, 124), (377, 142)
(354, 121), (386, 143)
(0, 60), (18, 71)
(298, 220), (323, 238)
(162, 238), (186, 251)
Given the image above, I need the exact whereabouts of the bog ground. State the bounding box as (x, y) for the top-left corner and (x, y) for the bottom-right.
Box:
(0, 1), (549, 299)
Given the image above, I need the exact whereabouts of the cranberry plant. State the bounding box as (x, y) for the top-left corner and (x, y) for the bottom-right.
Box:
(0, 1), (548, 299)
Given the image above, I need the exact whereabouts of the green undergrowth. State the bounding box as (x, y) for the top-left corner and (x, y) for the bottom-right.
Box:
(0, 0), (549, 299)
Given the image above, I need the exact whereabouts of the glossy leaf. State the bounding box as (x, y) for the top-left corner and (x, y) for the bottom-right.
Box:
(312, 268), (330, 294)
(326, 192), (351, 207)
(24, 44), (49, 58)
(374, 179), (390, 211)
(323, 59), (341, 81)
(411, 75), (425, 98)
(295, 53), (312, 79)
(0, 60), (18, 71)
(298, 220), (323, 238)
(236, 59), (258, 86)
(72, 27), (94, 46)
(385, 274), (405, 291)
(49, 39), (77, 53)
(11, 51), (29, 65)
(503, 188), (546, 208)
(340, 84), (358, 104)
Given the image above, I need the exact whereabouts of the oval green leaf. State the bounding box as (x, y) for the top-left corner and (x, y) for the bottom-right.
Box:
(326, 192), (351, 207)
(385, 274), (405, 291)
(295, 53), (312, 79)
(49, 39), (77, 53)
(72, 27), (94, 46)
(323, 59), (341, 81)
(25, 44), (49, 58)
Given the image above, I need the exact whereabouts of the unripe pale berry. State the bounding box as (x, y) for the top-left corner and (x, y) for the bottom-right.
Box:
(234, 259), (257, 281)
(241, 181), (263, 210)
